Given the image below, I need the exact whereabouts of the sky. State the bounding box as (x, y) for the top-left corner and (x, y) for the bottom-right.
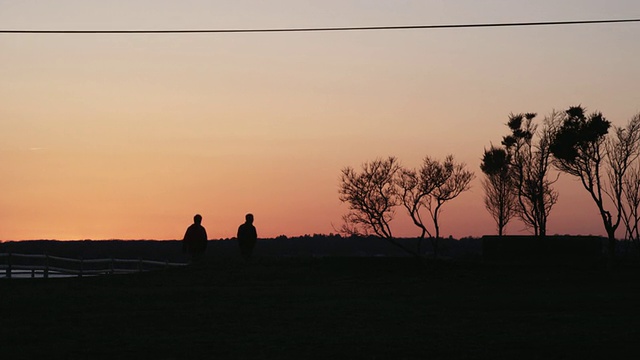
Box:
(1, 0), (639, 240)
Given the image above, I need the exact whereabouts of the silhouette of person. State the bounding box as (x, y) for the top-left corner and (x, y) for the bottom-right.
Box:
(182, 214), (208, 263)
(237, 213), (257, 260)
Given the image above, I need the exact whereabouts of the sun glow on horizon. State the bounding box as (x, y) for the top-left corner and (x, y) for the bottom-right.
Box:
(2, 1), (640, 241)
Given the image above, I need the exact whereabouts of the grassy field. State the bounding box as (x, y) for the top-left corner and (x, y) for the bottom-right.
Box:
(1, 257), (640, 359)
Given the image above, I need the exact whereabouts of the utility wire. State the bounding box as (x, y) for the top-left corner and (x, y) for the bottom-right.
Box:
(1, 18), (639, 34)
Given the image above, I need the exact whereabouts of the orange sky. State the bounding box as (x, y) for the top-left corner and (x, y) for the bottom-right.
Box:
(1, 1), (639, 240)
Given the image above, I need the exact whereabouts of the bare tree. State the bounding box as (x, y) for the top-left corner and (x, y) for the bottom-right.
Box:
(423, 156), (475, 257)
(338, 157), (401, 238)
(338, 157), (419, 256)
(397, 157), (448, 253)
(502, 112), (559, 236)
(621, 165), (640, 254)
(550, 106), (640, 257)
(481, 146), (517, 236)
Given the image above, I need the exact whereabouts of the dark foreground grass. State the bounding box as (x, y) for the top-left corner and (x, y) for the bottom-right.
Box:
(1, 257), (640, 359)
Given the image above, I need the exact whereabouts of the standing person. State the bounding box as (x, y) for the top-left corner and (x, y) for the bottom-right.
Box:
(237, 213), (257, 260)
(183, 214), (208, 263)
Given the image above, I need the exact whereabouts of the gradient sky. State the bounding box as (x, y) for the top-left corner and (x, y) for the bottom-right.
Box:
(1, 0), (639, 240)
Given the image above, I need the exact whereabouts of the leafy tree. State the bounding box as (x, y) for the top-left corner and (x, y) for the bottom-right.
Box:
(550, 106), (640, 257)
(481, 146), (517, 236)
(502, 112), (559, 236)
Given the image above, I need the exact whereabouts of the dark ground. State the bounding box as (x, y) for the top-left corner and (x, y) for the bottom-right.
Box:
(1, 256), (640, 360)
(0, 236), (484, 262)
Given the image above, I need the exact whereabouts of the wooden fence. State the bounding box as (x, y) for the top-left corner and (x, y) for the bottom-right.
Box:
(0, 252), (187, 278)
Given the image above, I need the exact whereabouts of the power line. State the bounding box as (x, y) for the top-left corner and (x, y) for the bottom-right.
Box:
(1, 18), (639, 34)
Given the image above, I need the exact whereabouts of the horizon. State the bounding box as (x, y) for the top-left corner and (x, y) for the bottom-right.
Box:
(0, 234), (612, 243)
(2, 1), (640, 241)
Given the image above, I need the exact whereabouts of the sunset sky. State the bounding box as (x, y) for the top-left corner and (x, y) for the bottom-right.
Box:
(1, 1), (639, 240)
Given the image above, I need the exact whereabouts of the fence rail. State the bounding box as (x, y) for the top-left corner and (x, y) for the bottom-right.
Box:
(0, 252), (187, 278)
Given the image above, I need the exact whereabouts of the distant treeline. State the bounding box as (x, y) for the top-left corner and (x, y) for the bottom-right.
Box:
(0, 236), (483, 262)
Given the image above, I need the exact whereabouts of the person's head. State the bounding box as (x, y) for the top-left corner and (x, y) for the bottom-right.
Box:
(193, 214), (202, 224)
(245, 213), (254, 224)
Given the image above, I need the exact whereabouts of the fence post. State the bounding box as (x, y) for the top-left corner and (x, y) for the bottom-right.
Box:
(44, 253), (49, 279)
(79, 257), (83, 278)
(138, 258), (143, 273)
(110, 258), (114, 275)
(6, 252), (11, 279)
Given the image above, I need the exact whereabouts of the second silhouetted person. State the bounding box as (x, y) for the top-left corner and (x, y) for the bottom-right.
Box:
(237, 213), (257, 260)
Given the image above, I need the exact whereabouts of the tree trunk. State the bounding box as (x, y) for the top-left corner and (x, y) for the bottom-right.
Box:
(430, 237), (439, 259)
(385, 237), (421, 259)
(607, 229), (617, 261)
